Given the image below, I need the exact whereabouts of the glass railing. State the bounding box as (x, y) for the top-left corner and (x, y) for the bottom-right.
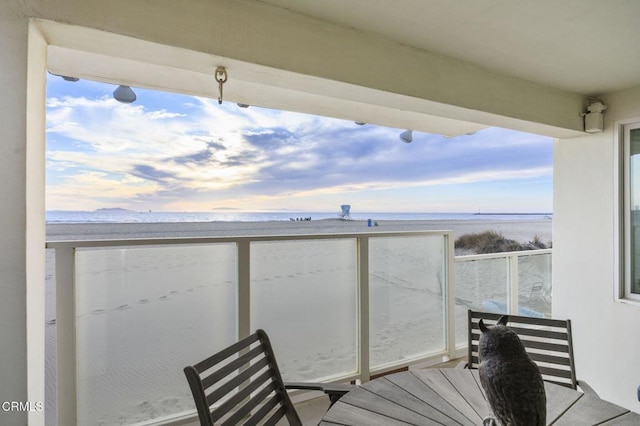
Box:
(46, 234), (551, 426)
(369, 236), (448, 367)
(453, 249), (553, 348)
(46, 231), (456, 426)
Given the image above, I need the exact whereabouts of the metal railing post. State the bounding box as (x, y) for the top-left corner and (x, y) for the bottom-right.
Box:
(55, 246), (76, 426)
(445, 232), (457, 360)
(508, 253), (520, 314)
(357, 236), (370, 383)
(237, 241), (251, 340)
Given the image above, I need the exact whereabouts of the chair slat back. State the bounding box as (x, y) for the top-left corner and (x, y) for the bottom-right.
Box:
(184, 329), (302, 426)
(468, 310), (578, 389)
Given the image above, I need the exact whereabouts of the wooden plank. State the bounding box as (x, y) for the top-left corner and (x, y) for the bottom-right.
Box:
(193, 332), (259, 372)
(552, 394), (629, 425)
(537, 365), (573, 380)
(373, 374), (474, 425)
(520, 339), (571, 353)
(322, 401), (416, 426)
(440, 368), (492, 420)
(321, 367), (634, 426)
(599, 411), (640, 425)
(543, 380), (583, 424)
(412, 370), (484, 424)
(339, 385), (452, 425)
(527, 352), (571, 366)
(470, 311), (569, 328)
(508, 326), (568, 341)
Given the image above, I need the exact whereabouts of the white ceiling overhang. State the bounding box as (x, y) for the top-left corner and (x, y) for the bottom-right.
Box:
(34, 0), (606, 138)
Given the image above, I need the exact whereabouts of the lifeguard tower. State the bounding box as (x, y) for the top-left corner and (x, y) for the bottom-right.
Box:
(339, 204), (352, 220)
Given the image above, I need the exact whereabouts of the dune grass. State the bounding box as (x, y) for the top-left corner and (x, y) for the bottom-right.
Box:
(455, 230), (550, 254)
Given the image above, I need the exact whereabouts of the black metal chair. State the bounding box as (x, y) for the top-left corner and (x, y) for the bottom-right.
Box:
(184, 329), (352, 425)
(467, 310), (596, 395)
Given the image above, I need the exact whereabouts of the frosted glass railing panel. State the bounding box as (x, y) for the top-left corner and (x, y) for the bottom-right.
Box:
(250, 239), (357, 382)
(518, 253), (552, 318)
(369, 235), (446, 368)
(454, 257), (508, 347)
(75, 244), (237, 426)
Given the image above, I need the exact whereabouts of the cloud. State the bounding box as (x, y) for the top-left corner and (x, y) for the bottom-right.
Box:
(231, 124), (551, 199)
(146, 109), (186, 120)
(45, 76), (553, 211)
(131, 165), (178, 183)
(172, 147), (216, 165)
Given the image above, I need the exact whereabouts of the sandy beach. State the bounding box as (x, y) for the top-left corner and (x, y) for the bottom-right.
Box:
(46, 217), (552, 243)
(45, 218), (551, 425)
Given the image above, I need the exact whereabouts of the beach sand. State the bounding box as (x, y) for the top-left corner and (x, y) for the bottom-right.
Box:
(45, 218), (551, 425)
(46, 217), (552, 243)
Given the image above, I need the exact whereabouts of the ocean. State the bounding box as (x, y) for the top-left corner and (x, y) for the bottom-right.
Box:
(46, 210), (552, 224)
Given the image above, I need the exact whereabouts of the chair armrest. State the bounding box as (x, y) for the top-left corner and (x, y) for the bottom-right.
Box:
(577, 380), (598, 397)
(285, 382), (355, 406)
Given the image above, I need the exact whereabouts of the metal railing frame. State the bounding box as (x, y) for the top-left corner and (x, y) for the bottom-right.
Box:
(47, 233), (550, 426)
(47, 230), (455, 425)
(454, 248), (553, 317)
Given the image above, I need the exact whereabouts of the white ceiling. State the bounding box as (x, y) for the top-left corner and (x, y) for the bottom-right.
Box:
(257, 0), (640, 96)
(42, 1), (639, 138)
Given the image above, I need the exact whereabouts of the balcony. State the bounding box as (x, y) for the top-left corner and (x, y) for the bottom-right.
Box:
(45, 231), (551, 426)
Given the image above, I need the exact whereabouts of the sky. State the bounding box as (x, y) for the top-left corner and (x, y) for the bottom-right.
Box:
(45, 74), (554, 213)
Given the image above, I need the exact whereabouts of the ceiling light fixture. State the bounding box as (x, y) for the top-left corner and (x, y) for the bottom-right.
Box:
(399, 130), (413, 143)
(48, 72), (79, 82)
(113, 85), (137, 104)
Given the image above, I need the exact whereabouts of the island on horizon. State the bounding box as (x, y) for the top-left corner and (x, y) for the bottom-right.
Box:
(94, 207), (136, 213)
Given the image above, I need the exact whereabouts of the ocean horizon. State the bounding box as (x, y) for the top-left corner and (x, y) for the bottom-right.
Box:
(46, 209), (553, 224)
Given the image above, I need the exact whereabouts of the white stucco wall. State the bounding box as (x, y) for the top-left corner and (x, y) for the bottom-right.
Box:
(554, 84), (640, 411)
(0, 9), (47, 426)
(0, 11), (27, 425)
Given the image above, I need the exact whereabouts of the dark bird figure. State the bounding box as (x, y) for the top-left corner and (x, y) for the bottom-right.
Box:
(478, 315), (546, 426)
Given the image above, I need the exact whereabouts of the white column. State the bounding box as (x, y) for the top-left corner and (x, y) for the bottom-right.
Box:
(0, 7), (47, 426)
(27, 21), (48, 426)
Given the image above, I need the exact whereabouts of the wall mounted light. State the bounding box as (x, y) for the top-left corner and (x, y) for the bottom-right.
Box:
(399, 130), (413, 143)
(582, 101), (607, 133)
